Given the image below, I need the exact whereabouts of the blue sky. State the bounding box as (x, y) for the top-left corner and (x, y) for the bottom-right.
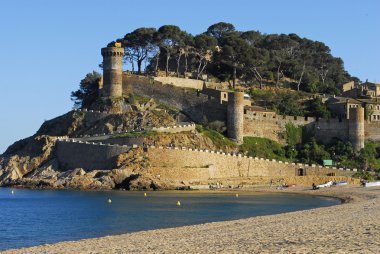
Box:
(0, 0), (379, 153)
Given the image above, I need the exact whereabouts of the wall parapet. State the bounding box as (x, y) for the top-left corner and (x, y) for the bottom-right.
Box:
(55, 139), (356, 173)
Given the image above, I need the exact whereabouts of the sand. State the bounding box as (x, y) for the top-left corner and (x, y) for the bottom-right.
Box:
(2, 186), (380, 253)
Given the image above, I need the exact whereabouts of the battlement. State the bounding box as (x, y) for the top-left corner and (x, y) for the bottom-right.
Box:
(101, 47), (124, 57)
(152, 123), (196, 133)
(56, 139), (357, 174)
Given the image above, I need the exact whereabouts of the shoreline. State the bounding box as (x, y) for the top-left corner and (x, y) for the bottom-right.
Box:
(2, 185), (380, 253)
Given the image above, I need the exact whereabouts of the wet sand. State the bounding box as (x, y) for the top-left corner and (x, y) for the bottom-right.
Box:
(2, 185), (380, 253)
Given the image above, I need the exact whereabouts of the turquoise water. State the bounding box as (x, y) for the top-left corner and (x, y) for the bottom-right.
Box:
(0, 188), (339, 251)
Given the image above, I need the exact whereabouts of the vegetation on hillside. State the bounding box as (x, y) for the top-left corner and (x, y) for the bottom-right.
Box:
(249, 89), (332, 117)
(241, 137), (289, 161)
(112, 22), (358, 94)
(196, 125), (237, 148)
(241, 132), (380, 176)
(71, 71), (101, 108)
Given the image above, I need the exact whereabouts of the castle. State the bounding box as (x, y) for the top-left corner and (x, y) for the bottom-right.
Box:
(99, 44), (371, 151)
(49, 44), (367, 187)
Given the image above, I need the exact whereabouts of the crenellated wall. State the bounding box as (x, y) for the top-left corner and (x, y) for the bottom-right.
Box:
(153, 76), (204, 90)
(55, 140), (356, 182)
(244, 111), (315, 143)
(147, 146), (354, 181)
(56, 140), (131, 170)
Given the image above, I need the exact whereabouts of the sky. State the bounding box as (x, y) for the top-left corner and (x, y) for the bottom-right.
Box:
(0, 0), (379, 153)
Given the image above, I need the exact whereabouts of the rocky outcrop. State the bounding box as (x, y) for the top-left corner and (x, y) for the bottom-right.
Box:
(0, 135), (57, 185)
(0, 99), (180, 190)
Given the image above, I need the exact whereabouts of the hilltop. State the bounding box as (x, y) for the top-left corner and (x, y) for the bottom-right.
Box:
(114, 22), (358, 94)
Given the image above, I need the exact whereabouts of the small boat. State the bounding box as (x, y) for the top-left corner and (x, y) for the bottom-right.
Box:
(335, 181), (348, 185)
(364, 181), (380, 187)
(316, 181), (333, 189)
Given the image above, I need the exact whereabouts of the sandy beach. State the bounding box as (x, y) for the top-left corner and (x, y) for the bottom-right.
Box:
(2, 185), (380, 253)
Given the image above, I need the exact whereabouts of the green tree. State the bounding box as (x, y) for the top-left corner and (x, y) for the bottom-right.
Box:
(206, 22), (235, 42)
(298, 138), (330, 164)
(121, 27), (157, 74)
(194, 34), (217, 79)
(218, 33), (249, 88)
(155, 25), (186, 77)
(307, 98), (331, 118)
(71, 71), (101, 109)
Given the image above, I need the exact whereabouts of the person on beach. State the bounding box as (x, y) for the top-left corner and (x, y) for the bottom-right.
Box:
(312, 183), (317, 190)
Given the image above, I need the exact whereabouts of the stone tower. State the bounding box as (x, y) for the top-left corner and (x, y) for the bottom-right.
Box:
(101, 45), (124, 98)
(348, 107), (365, 151)
(227, 91), (245, 144)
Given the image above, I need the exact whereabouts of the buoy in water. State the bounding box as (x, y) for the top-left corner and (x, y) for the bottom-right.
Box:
(108, 198), (112, 203)
(235, 193), (239, 198)
(144, 192), (147, 197)
(11, 190), (14, 195)
(176, 201), (181, 206)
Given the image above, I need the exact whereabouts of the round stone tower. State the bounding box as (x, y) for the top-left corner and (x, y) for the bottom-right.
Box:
(349, 107), (365, 151)
(101, 45), (124, 98)
(227, 91), (245, 144)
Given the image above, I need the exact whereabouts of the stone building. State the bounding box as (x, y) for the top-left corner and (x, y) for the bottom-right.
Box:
(326, 97), (361, 119)
(362, 81), (380, 98)
(100, 43), (124, 98)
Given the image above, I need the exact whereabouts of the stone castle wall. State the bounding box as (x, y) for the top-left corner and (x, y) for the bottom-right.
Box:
(243, 111), (316, 143)
(55, 140), (355, 182)
(123, 74), (227, 123)
(147, 147), (353, 182)
(243, 111), (349, 144)
(152, 123), (196, 133)
(153, 76), (204, 90)
(122, 75), (371, 148)
(56, 140), (131, 170)
(314, 118), (349, 144)
(364, 121), (380, 141)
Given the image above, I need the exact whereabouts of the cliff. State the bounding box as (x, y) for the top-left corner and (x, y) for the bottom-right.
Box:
(0, 99), (186, 190)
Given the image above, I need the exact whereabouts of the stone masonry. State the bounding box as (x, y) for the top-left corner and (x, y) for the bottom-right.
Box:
(101, 45), (124, 98)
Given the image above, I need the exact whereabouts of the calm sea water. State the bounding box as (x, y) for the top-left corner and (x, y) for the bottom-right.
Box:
(0, 188), (339, 251)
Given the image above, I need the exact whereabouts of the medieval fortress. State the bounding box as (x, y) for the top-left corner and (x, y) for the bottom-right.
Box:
(54, 43), (376, 184)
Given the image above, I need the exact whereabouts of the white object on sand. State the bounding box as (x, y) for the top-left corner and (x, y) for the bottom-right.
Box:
(316, 181), (333, 189)
(364, 181), (380, 187)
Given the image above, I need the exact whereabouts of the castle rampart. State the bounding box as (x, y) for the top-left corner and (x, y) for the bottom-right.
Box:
(56, 140), (131, 170)
(153, 76), (204, 90)
(147, 147), (354, 182)
(55, 140), (355, 183)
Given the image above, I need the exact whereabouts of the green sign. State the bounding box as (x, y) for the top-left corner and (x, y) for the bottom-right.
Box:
(323, 160), (333, 166)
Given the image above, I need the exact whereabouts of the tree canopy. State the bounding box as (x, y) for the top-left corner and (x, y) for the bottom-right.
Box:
(71, 71), (101, 109)
(112, 22), (359, 94)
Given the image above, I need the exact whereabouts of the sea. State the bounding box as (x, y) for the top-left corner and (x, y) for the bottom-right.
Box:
(0, 188), (340, 251)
